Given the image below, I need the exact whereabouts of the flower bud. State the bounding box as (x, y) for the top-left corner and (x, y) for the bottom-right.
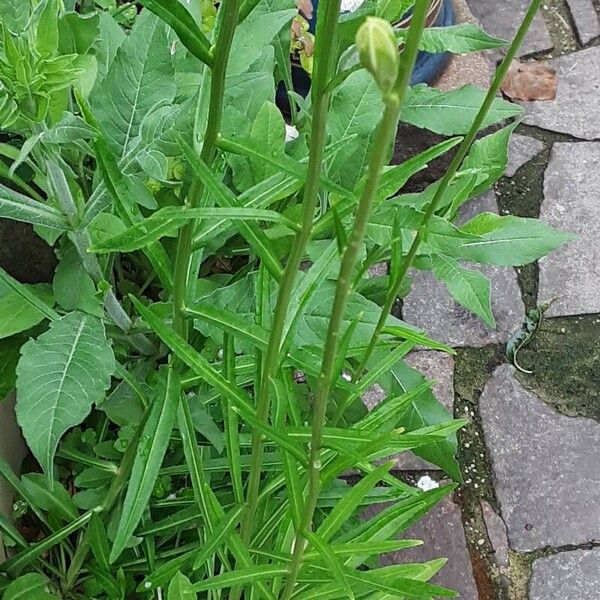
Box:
(356, 17), (400, 95)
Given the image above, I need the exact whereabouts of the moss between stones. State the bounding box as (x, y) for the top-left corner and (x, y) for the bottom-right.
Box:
(537, 0), (579, 57)
(514, 315), (600, 420)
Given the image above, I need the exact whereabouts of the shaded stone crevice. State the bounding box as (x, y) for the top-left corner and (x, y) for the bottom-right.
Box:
(516, 123), (600, 145)
(536, 0), (580, 56)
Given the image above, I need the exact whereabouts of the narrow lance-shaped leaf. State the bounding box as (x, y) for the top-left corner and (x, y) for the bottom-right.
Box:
(92, 207), (298, 254)
(15, 312), (115, 481)
(0, 184), (68, 230)
(110, 366), (181, 563)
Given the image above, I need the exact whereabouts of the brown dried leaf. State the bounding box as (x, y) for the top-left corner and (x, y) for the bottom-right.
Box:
(501, 60), (557, 101)
(295, 0), (313, 19)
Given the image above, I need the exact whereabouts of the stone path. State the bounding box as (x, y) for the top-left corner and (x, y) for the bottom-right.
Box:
(384, 0), (600, 597)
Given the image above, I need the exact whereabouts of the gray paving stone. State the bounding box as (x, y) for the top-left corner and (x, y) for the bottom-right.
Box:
(506, 134), (544, 177)
(521, 47), (600, 140)
(539, 142), (600, 316)
(466, 0), (552, 56)
(480, 365), (600, 551)
(379, 496), (478, 599)
(362, 351), (455, 470)
(530, 549), (600, 599)
(480, 500), (509, 568)
(565, 0), (600, 44)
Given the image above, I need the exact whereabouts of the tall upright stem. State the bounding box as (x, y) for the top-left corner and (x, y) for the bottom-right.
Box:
(351, 0), (544, 386)
(279, 4), (431, 598)
(241, 0), (344, 543)
(171, 0), (240, 347)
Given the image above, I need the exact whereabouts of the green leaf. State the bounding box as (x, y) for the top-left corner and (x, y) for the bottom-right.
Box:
(92, 10), (175, 159)
(327, 69), (383, 188)
(0, 0), (30, 33)
(191, 566), (289, 592)
(52, 245), (102, 316)
(139, 0), (212, 66)
(88, 512), (111, 572)
(401, 84), (523, 136)
(58, 11), (100, 55)
(318, 463), (393, 542)
(110, 366), (181, 563)
(20, 473), (79, 522)
(3, 573), (50, 600)
(91, 207), (296, 254)
(456, 212), (575, 266)
(229, 6), (297, 77)
(93, 12), (126, 84)
(192, 504), (246, 569)
(168, 572), (197, 600)
(15, 312), (115, 479)
(377, 359), (461, 480)
(0, 336), (21, 398)
(431, 255), (495, 327)
(461, 123), (517, 197)
(416, 23), (507, 53)
(0, 184), (68, 230)
(0, 284), (53, 339)
(2, 509), (98, 576)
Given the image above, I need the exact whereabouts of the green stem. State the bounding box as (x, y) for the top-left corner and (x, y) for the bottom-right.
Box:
(279, 4), (431, 598)
(171, 0), (241, 345)
(350, 0), (544, 390)
(241, 0), (344, 546)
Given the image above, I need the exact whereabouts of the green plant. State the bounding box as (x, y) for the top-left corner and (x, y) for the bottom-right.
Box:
(0, 0), (569, 598)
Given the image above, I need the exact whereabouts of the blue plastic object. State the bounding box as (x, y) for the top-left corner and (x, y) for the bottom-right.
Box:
(277, 0), (455, 111)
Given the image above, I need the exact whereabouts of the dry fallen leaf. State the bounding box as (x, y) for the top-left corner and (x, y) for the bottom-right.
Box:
(295, 0), (313, 19)
(501, 60), (557, 101)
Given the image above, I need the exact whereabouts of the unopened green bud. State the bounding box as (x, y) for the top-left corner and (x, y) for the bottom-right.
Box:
(356, 17), (400, 96)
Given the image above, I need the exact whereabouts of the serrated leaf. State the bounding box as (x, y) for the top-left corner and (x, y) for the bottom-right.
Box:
(401, 84), (523, 136)
(110, 366), (180, 563)
(0, 0), (30, 34)
(431, 255), (495, 327)
(456, 212), (575, 266)
(15, 312), (115, 479)
(92, 10), (175, 159)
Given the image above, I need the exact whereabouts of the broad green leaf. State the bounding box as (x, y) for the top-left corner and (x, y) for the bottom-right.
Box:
(416, 23), (506, 53)
(139, 0), (212, 66)
(401, 84), (523, 135)
(168, 572), (197, 600)
(52, 245), (102, 316)
(0, 184), (68, 230)
(376, 358), (461, 480)
(15, 312), (114, 479)
(0, 284), (53, 339)
(92, 11), (175, 159)
(189, 399), (225, 453)
(20, 473), (78, 522)
(110, 366), (181, 563)
(0, 0), (30, 33)
(327, 69), (383, 188)
(91, 206), (296, 254)
(228, 6), (297, 77)
(93, 12), (126, 84)
(456, 212), (575, 266)
(0, 335), (22, 397)
(2, 573), (50, 600)
(58, 11), (100, 55)
(431, 255), (495, 327)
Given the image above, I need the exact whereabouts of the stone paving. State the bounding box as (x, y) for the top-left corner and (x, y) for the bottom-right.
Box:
(385, 0), (600, 597)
